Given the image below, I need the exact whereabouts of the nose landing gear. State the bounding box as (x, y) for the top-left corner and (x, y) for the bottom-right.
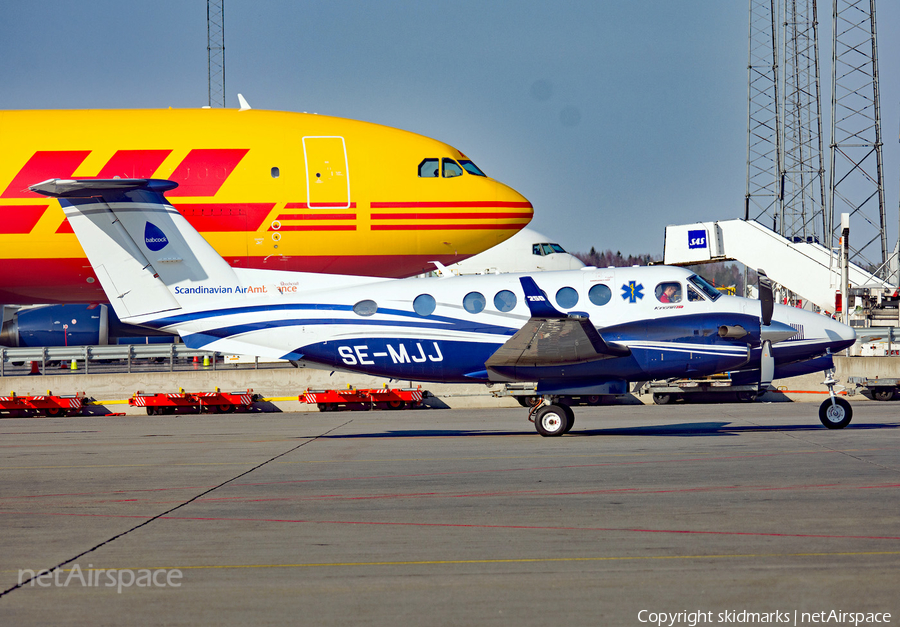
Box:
(819, 368), (852, 429)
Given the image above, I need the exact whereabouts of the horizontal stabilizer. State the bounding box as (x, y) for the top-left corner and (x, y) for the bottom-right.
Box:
(29, 178), (178, 198)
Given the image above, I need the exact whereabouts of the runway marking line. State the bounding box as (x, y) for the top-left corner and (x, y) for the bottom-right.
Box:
(0, 445), (882, 472)
(5, 550), (897, 575)
(4, 510), (900, 541)
(33, 480), (899, 507)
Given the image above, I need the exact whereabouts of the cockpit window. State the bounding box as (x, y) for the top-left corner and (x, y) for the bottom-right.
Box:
(532, 243), (566, 256)
(688, 274), (722, 301)
(418, 158), (439, 178)
(442, 158), (463, 178)
(458, 159), (486, 176)
(687, 286), (705, 302)
(655, 282), (682, 303)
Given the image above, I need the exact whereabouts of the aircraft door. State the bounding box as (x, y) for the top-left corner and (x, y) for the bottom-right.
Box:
(302, 136), (350, 208)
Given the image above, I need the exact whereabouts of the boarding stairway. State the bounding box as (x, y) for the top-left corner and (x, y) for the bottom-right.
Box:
(663, 219), (893, 313)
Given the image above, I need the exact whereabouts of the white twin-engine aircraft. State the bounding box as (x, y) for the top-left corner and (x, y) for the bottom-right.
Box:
(32, 179), (857, 436)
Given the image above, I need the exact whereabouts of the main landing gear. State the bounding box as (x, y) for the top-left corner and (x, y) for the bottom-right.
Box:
(818, 368), (853, 429)
(529, 397), (575, 437)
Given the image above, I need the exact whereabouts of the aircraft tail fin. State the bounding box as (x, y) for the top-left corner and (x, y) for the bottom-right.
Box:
(30, 178), (240, 322)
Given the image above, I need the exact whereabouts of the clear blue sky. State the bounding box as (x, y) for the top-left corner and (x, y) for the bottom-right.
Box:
(1, 1), (897, 257)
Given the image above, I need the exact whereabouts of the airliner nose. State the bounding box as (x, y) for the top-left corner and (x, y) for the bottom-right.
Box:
(494, 181), (533, 225)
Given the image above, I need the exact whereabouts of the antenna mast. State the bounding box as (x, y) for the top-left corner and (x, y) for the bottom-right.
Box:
(207, 0), (225, 108)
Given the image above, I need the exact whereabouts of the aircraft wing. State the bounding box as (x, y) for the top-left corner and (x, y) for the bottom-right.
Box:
(485, 276), (630, 372)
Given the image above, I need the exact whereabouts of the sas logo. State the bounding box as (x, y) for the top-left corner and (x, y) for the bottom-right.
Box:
(688, 229), (707, 249)
(144, 222), (169, 251)
(621, 281), (644, 304)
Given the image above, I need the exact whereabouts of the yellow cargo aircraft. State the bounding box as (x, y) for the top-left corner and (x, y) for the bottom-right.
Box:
(0, 107), (532, 304)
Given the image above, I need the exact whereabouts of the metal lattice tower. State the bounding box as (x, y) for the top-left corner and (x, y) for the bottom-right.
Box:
(827, 0), (887, 276)
(779, 0), (828, 243)
(745, 0), (781, 231)
(745, 0), (827, 243)
(207, 0), (225, 108)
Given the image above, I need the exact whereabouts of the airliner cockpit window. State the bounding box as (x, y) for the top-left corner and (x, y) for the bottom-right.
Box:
(655, 282), (682, 304)
(458, 159), (486, 176)
(688, 286), (705, 302)
(532, 243), (566, 256)
(418, 158), (439, 178)
(442, 158), (463, 178)
(688, 274), (722, 301)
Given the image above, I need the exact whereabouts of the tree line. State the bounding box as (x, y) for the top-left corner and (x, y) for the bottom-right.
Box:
(574, 247), (755, 295)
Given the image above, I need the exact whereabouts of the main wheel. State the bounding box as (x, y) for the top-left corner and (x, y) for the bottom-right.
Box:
(561, 404), (576, 433)
(517, 396), (538, 408)
(819, 397), (852, 429)
(534, 404), (570, 437)
(871, 388), (895, 402)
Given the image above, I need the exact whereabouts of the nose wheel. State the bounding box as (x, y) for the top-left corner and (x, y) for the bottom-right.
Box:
(819, 397), (852, 429)
(819, 368), (852, 429)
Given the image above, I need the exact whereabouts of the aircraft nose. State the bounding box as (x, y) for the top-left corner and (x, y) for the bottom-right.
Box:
(494, 181), (533, 225)
(829, 316), (857, 345)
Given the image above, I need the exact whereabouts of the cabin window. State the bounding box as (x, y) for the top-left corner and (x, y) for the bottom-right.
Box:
(413, 294), (436, 316)
(463, 291), (486, 314)
(442, 158), (463, 178)
(655, 282), (682, 304)
(458, 159), (486, 176)
(353, 299), (378, 316)
(418, 159), (439, 178)
(555, 287), (579, 309)
(493, 290), (517, 312)
(271, 167), (280, 178)
(688, 286), (705, 302)
(588, 284), (612, 306)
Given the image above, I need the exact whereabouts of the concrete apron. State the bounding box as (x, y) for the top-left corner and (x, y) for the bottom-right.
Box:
(0, 356), (893, 415)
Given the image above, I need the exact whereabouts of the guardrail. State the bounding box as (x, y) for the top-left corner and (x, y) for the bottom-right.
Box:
(0, 344), (222, 376)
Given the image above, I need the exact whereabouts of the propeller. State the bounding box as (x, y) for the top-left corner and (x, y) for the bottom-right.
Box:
(757, 268), (775, 390)
(758, 269), (773, 326)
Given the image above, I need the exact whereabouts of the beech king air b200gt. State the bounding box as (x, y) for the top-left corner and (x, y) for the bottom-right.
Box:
(33, 178), (858, 436)
(0, 106), (532, 304)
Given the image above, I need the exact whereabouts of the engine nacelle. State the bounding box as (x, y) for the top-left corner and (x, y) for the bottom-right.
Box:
(0, 304), (109, 347)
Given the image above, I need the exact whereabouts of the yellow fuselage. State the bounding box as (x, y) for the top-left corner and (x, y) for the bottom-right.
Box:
(0, 108), (532, 304)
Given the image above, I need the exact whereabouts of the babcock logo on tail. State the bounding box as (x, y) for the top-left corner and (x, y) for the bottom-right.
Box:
(144, 222), (169, 251)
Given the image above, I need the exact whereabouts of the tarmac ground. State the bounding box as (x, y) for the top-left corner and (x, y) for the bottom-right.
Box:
(0, 402), (898, 626)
